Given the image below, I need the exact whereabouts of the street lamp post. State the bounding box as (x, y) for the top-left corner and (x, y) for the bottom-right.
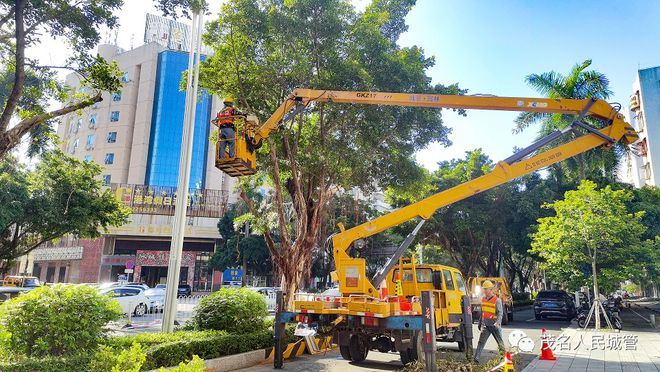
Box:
(162, 8), (204, 333)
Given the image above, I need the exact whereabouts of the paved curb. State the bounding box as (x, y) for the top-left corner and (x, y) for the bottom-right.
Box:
(151, 349), (268, 372)
(204, 349), (268, 372)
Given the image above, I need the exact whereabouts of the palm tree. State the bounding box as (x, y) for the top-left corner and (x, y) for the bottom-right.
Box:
(514, 60), (621, 183)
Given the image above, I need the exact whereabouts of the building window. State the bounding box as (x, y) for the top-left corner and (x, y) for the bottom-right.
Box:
(83, 155), (93, 162)
(104, 153), (115, 165)
(46, 265), (55, 283)
(112, 92), (122, 102)
(121, 72), (130, 83)
(89, 113), (97, 128)
(102, 174), (111, 186)
(86, 134), (95, 149)
(74, 118), (82, 133)
(644, 163), (652, 180)
(110, 111), (120, 122)
(107, 131), (117, 143)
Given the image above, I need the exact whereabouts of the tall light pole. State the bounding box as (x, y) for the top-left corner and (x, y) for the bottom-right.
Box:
(162, 7), (204, 333)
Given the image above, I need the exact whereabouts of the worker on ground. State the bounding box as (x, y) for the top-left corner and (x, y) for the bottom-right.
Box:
(474, 280), (506, 362)
(212, 96), (244, 159)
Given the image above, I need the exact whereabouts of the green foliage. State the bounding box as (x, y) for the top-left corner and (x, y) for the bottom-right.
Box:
(89, 343), (146, 372)
(513, 60), (621, 183)
(530, 180), (647, 292)
(209, 204), (272, 276)
(0, 150), (130, 266)
(629, 186), (660, 240)
(142, 330), (272, 370)
(0, 0), (125, 156)
(0, 284), (122, 357)
(198, 0), (464, 299)
(158, 355), (205, 372)
(104, 330), (229, 351)
(189, 288), (268, 333)
(0, 354), (92, 372)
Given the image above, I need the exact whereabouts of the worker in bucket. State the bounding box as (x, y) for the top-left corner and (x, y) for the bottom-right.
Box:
(474, 280), (506, 362)
(212, 96), (244, 159)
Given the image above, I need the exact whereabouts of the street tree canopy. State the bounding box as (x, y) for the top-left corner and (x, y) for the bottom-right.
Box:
(199, 0), (463, 307)
(0, 150), (130, 272)
(0, 0), (123, 157)
(530, 180), (647, 292)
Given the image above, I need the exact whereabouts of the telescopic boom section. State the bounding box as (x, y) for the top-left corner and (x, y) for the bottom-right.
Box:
(251, 89), (639, 298)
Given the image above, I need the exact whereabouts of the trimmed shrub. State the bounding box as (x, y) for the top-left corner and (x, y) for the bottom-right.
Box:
(157, 355), (205, 372)
(0, 354), (92, 372)
(142, 330), (273, 370)
(189, 288), (267, 333)
(0, 284), (122, 357)
(105, 330), (228, 350)
(89, 343), (146, 372)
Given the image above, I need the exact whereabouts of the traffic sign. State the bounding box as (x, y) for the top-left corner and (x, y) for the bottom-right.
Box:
(126, 260), (135, 269)
(223, 267), (243, 282)
(125, 269), (134, 274)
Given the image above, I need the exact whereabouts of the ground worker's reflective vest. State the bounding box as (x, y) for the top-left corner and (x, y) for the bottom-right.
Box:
(482, 295), (498, 320)
(216, 107), (238, 128)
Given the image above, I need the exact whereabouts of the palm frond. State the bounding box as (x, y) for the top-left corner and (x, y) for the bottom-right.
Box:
(563, 59), (592, 95)
(513, 111), (549, 134)
(525, 72), (564, 98)
(577, 70), (612, 99)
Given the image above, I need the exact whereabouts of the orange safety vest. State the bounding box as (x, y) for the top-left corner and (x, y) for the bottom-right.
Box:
(216, 107), (238, 128)
(482, 295), (498, 320)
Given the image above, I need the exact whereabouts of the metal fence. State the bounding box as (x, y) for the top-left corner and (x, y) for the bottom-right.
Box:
(120, 294), (207, 328)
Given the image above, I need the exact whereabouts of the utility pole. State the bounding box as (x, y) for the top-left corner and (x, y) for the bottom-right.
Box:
(162, 7), (204, 333)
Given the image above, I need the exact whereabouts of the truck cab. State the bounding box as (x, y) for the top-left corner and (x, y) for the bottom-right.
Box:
(386, 260), (469, 350)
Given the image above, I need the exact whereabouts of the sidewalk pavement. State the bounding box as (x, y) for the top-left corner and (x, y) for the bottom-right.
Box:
(522, 327), (660, 372)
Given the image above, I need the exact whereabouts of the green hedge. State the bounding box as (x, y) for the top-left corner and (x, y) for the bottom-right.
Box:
(0, 354), (92, 372)
(105, 330), (229, 350)
(1, 330), (274, 371)
(142, 330), (273, 370)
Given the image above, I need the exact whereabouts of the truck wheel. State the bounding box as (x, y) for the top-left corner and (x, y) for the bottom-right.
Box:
(349, 334), (368, 362)
(339, 345), (352, 360)
(399, 332), (421, 365)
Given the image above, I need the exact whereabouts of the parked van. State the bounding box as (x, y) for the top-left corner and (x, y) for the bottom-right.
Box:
(467, 276), (514, 324)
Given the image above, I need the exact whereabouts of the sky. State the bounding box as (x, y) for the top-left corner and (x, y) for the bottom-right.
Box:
(29, 0), (660, 172)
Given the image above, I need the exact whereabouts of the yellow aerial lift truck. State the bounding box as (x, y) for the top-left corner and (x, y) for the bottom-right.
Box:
(213, 89), (638, 368)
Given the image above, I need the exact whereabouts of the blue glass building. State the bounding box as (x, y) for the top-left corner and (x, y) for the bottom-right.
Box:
(146, 51), (211, 188)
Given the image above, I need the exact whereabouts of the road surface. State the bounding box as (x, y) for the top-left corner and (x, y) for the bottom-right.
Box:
(240, 307), (574, 371)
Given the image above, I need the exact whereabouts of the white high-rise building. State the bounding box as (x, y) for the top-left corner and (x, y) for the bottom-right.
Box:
(623, 66), (660, 187)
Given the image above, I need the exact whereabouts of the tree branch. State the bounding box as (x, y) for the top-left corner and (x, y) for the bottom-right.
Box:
(267, 138), (292, 249)
(0, 0), (27, 132)
(0, 92), (102, 156)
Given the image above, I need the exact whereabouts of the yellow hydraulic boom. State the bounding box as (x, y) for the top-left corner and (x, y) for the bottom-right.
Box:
(216, 88), (638, 297)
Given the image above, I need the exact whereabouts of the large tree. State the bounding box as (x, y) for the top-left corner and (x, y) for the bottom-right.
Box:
(530, 180), (647, 293)
(0, 0), (124, 157)
(513, 60), (621, 184)
(199, 0), (463, 307)
(0, 149), (130, 272)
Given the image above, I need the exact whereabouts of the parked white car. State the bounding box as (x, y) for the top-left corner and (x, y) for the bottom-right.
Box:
(144, 288), (166, 313)
(100, 286), (149, 317)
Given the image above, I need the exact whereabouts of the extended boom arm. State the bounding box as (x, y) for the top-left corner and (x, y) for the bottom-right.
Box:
(253, 89), (638, 297)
